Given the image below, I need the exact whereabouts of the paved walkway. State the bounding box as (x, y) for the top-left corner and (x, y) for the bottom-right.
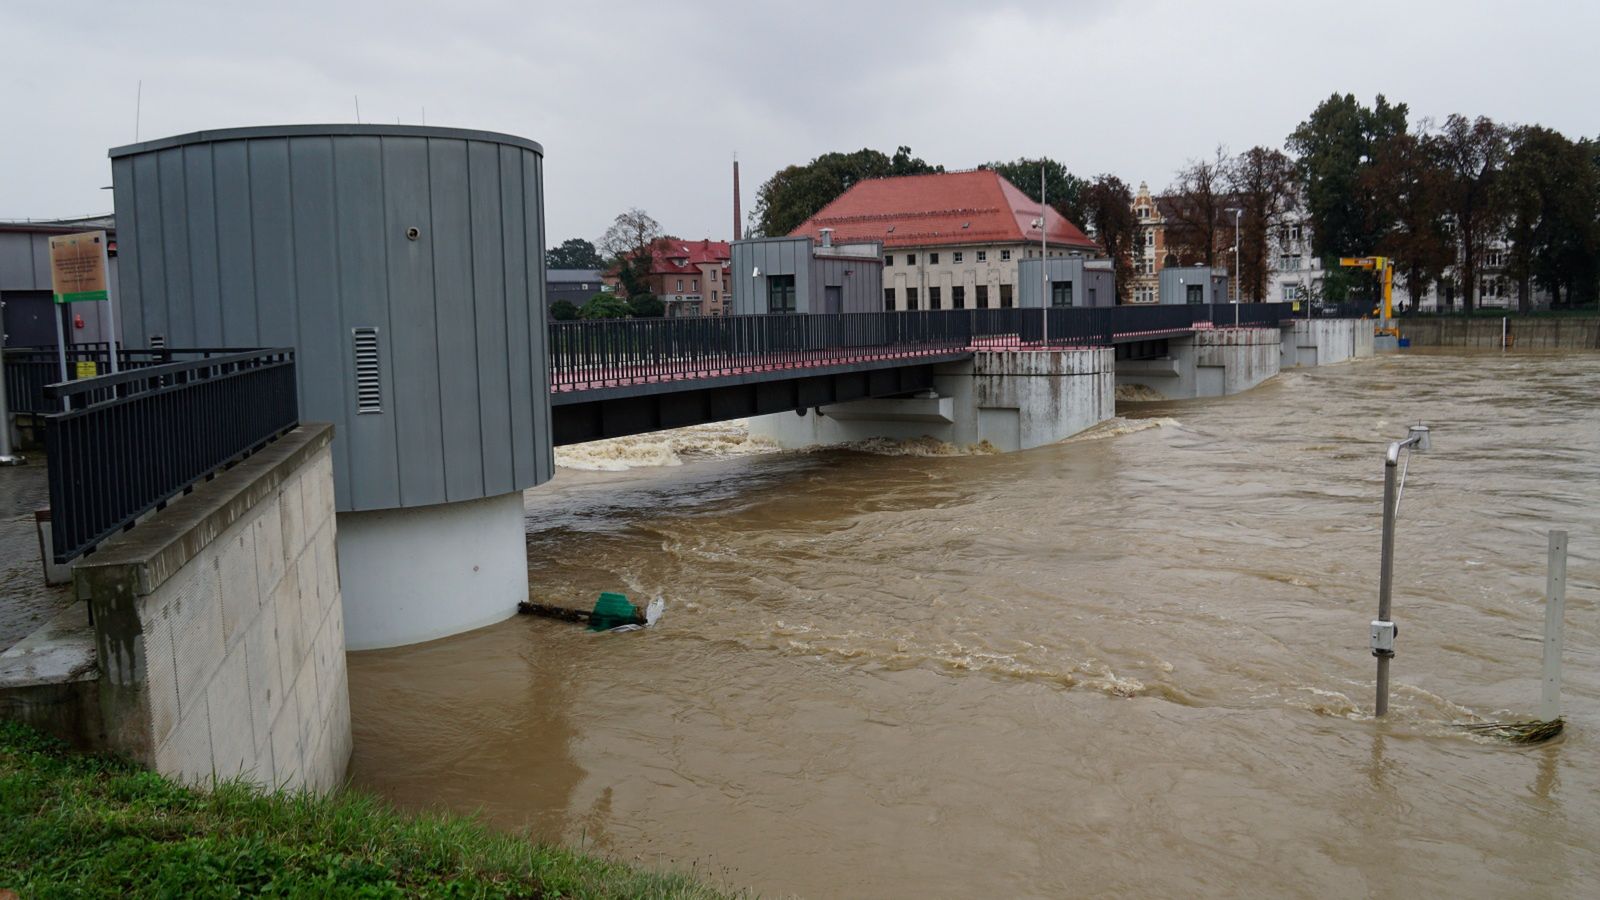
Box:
(0, 457), (70, 652)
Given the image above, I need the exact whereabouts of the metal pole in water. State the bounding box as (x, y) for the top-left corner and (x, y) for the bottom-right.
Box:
(1540, 530), (1568, 721)
(1502, 316), (1507, 350)
(1374, 451), (1400, 716)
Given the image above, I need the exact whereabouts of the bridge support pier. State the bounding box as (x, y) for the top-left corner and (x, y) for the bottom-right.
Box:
(1115, 327), (1282, 400)
(750, 348), (1113, 452)
(335, 491), (528, 651)
(1280, 318), (1376, 368)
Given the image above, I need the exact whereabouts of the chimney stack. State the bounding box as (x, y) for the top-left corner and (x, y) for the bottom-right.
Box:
(819, 227), (833, 249)
(732, 154), (742, 241)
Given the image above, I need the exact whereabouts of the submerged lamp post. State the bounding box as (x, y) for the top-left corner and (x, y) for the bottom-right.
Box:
(1372, 423), (1432, 717)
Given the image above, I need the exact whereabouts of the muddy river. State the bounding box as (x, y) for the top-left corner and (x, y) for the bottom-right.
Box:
(349, 349), (1599, 898)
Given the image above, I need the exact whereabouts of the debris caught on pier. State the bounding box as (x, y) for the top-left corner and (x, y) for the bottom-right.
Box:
(517, 593), (665, 632)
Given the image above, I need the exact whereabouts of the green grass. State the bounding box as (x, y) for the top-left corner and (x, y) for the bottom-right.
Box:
(0, 721), (740, 899)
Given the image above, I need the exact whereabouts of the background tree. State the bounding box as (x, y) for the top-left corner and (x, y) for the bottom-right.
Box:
(1502, 126), (1600, 311)
(982, 158), (1090, 226)
(578, 293), (631, 319)
(548, 299), (579, 321)
(597, 208), (663, 298)
(1081, 175), (1137, 303)
(546, 238), (603, 270)
(626, 294), (664, 318)
(1364, 130), (1454, 310)
(1163, 147), (1231, 269)
(1225, 146), (1298, 301)
(1431, 114), (1510, 312)
(1287, 93), (1409, 264)
(748, 146), (941, 237)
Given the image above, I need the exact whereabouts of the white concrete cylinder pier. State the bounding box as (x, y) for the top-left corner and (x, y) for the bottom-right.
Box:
(335, 491), (529, 650)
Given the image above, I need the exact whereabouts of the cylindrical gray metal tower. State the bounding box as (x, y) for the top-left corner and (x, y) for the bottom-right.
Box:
(109, 125), (552, 648)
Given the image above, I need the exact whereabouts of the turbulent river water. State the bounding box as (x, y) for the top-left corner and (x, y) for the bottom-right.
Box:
(349, 349), (1599, 898)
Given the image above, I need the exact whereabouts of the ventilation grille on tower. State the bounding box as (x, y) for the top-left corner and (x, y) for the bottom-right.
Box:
(352, 327), (382, 414)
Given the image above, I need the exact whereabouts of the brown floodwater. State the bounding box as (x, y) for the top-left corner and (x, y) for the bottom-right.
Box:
(349, 348), (1599, 898)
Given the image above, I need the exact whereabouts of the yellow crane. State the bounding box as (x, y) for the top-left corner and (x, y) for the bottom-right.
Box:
(1339, 256), (1401, 338)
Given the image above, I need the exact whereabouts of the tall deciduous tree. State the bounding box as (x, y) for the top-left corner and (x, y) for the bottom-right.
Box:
(749, 146), (941, 237)
(1364, 130), (1454, 309)
(1164, 147), (1231, 269)
(546, 238), (603, 270)
(1502, 126), (1600, 310)
(983, 158), (1090, 227)
(1081, 175), (1137, 303)
(597, 208), (663, 298)
(1287, 93), (1409, 262)
(1225, 147), (1298, 301)
(1431, 114), (1510, 313)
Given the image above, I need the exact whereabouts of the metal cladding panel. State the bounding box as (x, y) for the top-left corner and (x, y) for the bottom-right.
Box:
(108, 125), (552, 512)
(468, 141), (514, 497)
(0, 233), (40, 290)
(331, 136), (401, 510)
(156, 149), (195, 346)
(181, 144), (224, 343)
(427, 138), (485, 501)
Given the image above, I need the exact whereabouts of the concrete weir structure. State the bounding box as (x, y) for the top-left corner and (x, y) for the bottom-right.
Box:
(752, 348), (1114, 451)
(107, 125), (554, 650)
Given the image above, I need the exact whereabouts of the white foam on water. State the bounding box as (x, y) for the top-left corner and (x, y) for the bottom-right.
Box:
(555, 420), (779, 470)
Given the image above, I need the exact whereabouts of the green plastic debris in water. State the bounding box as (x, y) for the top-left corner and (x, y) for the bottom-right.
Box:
(589, 592), (639, 631)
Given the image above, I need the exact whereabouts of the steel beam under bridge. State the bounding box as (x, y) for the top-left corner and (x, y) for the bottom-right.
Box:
(550, 354), (968, 445)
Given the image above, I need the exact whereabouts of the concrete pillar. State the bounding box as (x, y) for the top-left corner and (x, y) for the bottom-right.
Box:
(750, 349), (1114, 452)
(336, 491), (528, 650)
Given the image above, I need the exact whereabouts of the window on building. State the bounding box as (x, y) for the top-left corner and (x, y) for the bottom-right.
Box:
(953, 285), (965, 308)
(1051, 280), (1073, 307)
(692, 279), (698, 291)
(884, 254), (893, 266)
(1290, 224), (1303, 242)
(976, 285), (989, 308)
(1138, 207), (1148, 219)
(712, 290), (718, 302)
(767, 275), (796, 313)
(999, 284), (1013, 307)
(1281, 283), (1298, 301)
(953, 251), (964, 263)
(1186, 284), (1204, 305)
(906, 254), (916, 266)
(884, 288), (896, 311)
(1145, 232), (1154, 247)
(977, 250), (988, 262)
(676, 279), (684, 292)
(930, 252), (940, 264)
(929, 286), (942, 309)
(1291, 254), (1302, 270)
(1000, 250), (1012, 261)
(906, 287), (919, 310)
(1486, 250), (1504, 268)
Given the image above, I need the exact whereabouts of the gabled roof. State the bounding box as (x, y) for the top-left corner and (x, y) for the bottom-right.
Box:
(789, 170), (1097, 251)
(646, 238), (731, 275)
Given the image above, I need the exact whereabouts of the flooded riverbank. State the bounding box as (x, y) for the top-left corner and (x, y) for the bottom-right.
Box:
(349, 349), (1599, 897)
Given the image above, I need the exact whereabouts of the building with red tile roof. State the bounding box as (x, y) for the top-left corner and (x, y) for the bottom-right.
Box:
(789, 170), (1101, 311)
(604, 237), (734, 316)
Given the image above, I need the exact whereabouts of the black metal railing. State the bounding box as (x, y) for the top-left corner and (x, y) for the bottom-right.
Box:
(548, 303), (1311, 390)
(42, 348), (298, 563)
(4, 345), (243, 415)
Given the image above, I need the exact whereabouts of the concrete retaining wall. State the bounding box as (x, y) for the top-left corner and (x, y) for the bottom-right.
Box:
(72, 424), (350, 793)
(1400, 316), (1600, 349)
(750, 349), (1114, 452)
(1281, 319), (1375, 368)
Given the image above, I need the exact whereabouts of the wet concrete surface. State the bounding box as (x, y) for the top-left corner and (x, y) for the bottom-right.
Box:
(0, 458), (71, 652)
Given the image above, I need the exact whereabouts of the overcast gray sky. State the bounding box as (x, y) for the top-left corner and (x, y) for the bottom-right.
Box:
(3, 1), (1595, 245)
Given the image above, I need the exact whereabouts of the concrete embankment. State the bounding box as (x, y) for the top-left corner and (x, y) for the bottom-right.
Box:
(1401, 315), (1600, 349)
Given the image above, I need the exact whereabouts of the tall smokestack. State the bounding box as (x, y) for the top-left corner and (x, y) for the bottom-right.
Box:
(732, 153), (742, 241)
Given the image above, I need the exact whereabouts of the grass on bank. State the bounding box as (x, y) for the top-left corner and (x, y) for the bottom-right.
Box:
(0, 721), (738, 899)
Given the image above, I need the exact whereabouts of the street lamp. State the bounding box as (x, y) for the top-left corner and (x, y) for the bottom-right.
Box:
(1227, 208), (1242, 327)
